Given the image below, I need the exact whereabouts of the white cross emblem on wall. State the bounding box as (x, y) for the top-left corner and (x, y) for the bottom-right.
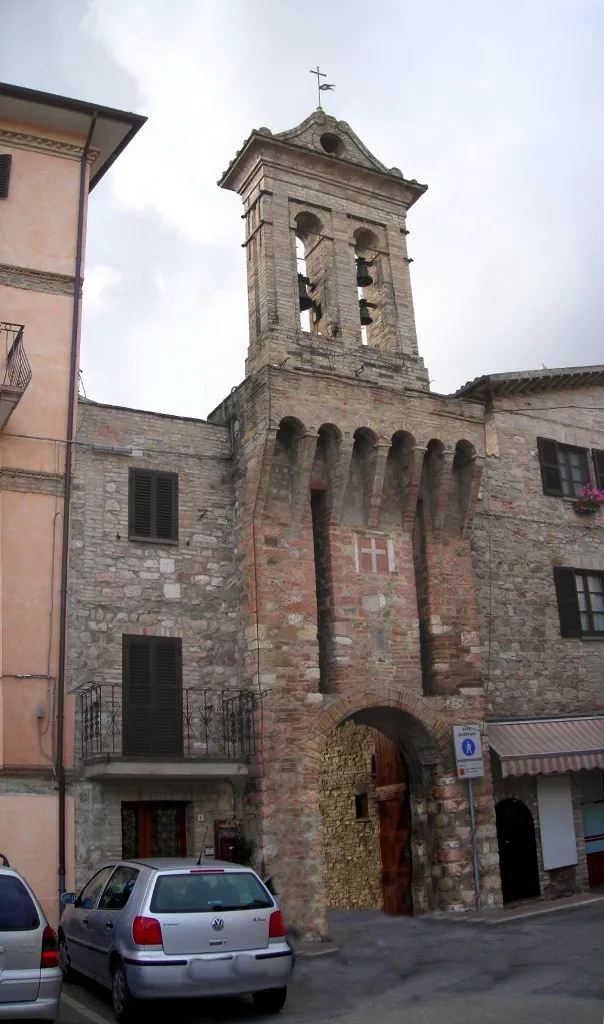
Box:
(355, 535), (395, 574)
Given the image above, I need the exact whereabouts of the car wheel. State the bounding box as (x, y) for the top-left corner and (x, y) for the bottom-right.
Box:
(58, 933), (74, 983)
(111, 961), (138, 1024)
(252, 987), (288, 1014)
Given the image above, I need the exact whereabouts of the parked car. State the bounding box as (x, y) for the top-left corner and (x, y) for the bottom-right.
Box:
(0, 853), (62, 1022)
(59, 858), (293, 1022)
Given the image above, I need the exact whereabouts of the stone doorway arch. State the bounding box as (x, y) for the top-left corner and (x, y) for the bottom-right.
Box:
(315, 691), (448, 919)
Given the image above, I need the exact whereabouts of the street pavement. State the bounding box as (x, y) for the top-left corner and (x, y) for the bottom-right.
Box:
(58, 903), (604, 1024)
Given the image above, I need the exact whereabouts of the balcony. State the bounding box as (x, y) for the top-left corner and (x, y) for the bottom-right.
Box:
(0, 323), (32, 431)
(80, 685), (258, 781)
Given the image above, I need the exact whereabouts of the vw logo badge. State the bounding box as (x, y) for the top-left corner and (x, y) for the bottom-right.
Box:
(212, 918), (224, 931)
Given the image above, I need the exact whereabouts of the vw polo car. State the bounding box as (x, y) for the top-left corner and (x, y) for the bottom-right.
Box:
(59, 859), (292, 1021)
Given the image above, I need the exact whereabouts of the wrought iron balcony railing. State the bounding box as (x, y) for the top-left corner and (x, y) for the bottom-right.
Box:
(80, 685), (258, 763)
(1, 323), (32, 430)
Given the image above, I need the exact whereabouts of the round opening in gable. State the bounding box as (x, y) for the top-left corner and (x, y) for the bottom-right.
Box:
(320, 132), (345, 157)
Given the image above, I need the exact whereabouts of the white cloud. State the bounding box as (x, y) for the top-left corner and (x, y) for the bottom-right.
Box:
(83, 264), (122, 316)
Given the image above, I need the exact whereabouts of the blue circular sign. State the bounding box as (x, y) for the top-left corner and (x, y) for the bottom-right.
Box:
(461, 738), (476, 757)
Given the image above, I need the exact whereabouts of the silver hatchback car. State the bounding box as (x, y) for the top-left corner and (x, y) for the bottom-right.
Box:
(59, 858), (293, 1022)
(0, 854), (62, 1022)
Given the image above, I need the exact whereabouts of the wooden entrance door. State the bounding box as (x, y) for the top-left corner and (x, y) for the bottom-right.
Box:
(121, 802), (187, 859)
(373, 732), (413, 915)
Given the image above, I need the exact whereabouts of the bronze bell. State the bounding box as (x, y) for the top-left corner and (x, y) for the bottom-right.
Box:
(298, 273), (314, 312)
(359, 298), (375, 326)
(356, 257), (374, 288)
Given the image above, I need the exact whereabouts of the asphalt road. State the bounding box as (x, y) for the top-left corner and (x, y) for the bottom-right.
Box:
(58, 904), (604, 1024)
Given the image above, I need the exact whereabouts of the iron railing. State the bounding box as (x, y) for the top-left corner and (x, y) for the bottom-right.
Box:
(80, 685), (258, 762)
(2, 323), (32, 391)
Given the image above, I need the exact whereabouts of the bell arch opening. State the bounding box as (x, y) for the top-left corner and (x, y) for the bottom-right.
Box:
(318, 704), (442, 917)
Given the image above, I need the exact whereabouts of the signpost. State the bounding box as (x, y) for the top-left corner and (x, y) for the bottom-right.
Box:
(452, 725), (484, 910)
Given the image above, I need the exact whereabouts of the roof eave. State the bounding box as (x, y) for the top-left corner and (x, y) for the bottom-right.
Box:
(218, 131), (428, 203)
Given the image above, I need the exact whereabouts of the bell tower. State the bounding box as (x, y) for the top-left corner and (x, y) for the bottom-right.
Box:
(219, 109), (430, 388)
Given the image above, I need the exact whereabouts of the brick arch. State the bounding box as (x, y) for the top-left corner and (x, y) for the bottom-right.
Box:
(305, 686), (452, 771)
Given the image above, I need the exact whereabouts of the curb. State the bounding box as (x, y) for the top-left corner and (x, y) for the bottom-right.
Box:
(429, 892), (604, 926)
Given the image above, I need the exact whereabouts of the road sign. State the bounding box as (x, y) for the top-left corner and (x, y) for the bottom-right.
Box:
(453, 724), (484, 779)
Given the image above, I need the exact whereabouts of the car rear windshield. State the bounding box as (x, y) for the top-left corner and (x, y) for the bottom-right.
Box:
(0, 875), (40, 931)
(150, 871), (274, 914)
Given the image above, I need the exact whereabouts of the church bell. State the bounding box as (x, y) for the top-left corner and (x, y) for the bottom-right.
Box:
(298, 273), (314, 312)
(359, 298), (375, 326)
(356, 257), (374, 289)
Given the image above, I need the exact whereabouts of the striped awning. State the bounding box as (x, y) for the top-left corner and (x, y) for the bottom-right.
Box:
(489, 717), (604, 777)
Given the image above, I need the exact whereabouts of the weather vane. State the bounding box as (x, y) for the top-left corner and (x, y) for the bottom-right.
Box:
(309, 66), (335, 109)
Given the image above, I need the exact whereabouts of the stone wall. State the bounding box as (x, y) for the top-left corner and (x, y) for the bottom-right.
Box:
(74, 779), (239, 889)
(67, 400), (244, 878)
(319, 723), (382, 910)
(472, 384), (604, 718)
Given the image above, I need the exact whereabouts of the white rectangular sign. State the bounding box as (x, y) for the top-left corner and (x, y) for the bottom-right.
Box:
(453, 724), (485, 779)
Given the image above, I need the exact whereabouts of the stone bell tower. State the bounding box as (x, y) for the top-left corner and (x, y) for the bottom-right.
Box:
(219, 108), (430, 389)
(214, 109), (498, 938)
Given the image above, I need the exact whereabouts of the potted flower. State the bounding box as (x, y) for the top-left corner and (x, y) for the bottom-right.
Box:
(572, 485), (604, 515)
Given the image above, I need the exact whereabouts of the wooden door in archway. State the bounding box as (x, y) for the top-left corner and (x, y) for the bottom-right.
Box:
(373, 731), (413, 915)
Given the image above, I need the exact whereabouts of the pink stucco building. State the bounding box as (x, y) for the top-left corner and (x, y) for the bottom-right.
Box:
(0, 82), (144, 925)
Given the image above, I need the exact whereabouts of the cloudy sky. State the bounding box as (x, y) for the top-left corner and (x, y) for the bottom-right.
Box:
(2, 0), (604, 417)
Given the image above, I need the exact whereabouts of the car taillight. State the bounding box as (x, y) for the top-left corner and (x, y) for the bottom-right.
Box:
(268, 910), (286, 940)
(41, 926), (59, 968)
(132, 916), (162, 946)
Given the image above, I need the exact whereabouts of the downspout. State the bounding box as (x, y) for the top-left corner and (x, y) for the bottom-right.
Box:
(56, 113), (97, 898)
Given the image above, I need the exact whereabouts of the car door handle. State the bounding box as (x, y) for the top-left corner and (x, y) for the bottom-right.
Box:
(0, 946), (5, 954)
(105, 921), (114, 930)
(82, 917), (89, 925)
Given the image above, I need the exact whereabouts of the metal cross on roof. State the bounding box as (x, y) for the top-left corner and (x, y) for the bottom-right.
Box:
(309, 66), (335, 109)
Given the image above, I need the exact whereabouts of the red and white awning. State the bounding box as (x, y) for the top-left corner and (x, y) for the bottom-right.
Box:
(489, 717), (604, 777)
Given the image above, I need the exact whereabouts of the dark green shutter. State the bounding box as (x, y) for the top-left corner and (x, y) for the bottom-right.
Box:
(592, 449), (604, 490)
(537, 438), (562, 495)
(156, 474), (178, 540)
(129, 470), (178, 541)
(153, 640), (183, 757)
(0, 155), (11, 199)
(122, 637), (152, 756)
(122, 636), (183, 757)
(552, 567), (582, 637)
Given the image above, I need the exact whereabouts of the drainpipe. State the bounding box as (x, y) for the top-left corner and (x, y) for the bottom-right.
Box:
(56, 113), (97, 899)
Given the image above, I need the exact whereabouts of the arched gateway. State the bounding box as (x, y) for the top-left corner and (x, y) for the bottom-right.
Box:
(253, 689), (500, 939)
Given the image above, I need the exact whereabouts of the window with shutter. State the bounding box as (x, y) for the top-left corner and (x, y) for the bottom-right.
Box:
(592, 449), (604, 490)
(537, 438), (589, 497)
(0, 155), (11, 199)
(122, 636), (183, 758)
(552, 567), (604, 637)
(129, 469), (178, 542)
(553, 567), (582, 637)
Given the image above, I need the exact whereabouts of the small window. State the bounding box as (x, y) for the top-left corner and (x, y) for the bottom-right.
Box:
(537, 437), (589, 497)
(98, 866), (139, 911)
(150, 871), (273, 914)
(0, 875), (39, 930)
(553, 567), (604, 637)
(0, 154), (12, 199)
(355, 794), (369, 819)
(129, 469), (178, 542)
(76, 865), (115, 910)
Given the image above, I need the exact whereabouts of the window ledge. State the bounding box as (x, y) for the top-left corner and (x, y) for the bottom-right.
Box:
(581, 634), (604, 641)
(128, 535), (179, 546)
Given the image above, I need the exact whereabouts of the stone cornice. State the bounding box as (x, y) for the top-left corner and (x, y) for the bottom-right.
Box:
(0, 263), (77, 296)
(0, 127), (100, 166)
(0, 467), (64, 495)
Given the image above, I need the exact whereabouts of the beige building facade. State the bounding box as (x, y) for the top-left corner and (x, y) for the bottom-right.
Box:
(0, 83), (144, 924)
